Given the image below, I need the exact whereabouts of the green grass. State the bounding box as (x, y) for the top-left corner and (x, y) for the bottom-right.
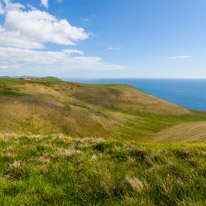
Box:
(0, 78), (26, 84)
(0, 88), (20, 96)
(35, 76), (62, 83)
(0, 135), (205, 205)
(116, 110), (206, 141)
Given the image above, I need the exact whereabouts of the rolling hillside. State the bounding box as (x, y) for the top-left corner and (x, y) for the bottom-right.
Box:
(0, 77), (206, 205)
(0, 77), (206, 142)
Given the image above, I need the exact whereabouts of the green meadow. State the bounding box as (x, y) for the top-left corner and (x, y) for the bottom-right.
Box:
(0, 77), (206, 205)
(0, 135), (205, 205)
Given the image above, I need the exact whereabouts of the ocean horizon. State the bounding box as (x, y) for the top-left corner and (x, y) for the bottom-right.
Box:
(63, 78), (206, 111)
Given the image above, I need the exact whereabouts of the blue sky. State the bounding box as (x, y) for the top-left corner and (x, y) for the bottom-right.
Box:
(0, 0), (206, 78)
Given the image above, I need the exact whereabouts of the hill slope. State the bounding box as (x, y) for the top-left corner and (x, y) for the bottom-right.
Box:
(0, 77), (206, 142)
(154, 121), (206, 143)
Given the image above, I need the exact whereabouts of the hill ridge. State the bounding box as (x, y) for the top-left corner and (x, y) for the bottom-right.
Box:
(0, 77), (206, 142)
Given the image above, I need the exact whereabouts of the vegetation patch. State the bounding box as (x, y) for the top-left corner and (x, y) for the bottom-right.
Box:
(0, 135), (205, 205)
(1, 78), (206, 142)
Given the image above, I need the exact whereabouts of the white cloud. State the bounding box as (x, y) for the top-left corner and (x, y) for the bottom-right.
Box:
(27, 4), (36, 10)
(4, 9), (88, 46)
(0, 47), (126, 71)
(0, 65), (9, 69)
(0, 0), (126, 73)
(0, 26), (44, 49)
(3, 0), (25, 11)
(41, 0), (48, 8)
(56, 0), (63, 3)
(170, 56), (192, 60)
(62, 49), (84, 55)
(108, 47), (120, 50)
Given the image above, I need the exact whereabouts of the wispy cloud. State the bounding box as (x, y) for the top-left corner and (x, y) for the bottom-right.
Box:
(170, 56), (192, 60)
(81, 17), (89, 22)
(41, 0), (48, 8)
(0, 47), (126, 71)
(0, 65), (9, 69)
(108, 47), (120, 51)
(0, 2), (4, 14)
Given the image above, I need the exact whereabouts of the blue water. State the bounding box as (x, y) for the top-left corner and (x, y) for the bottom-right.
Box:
(63, 78), (206, 111)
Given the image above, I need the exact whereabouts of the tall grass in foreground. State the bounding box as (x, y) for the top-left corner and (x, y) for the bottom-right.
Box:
(0, 135), (205, 205)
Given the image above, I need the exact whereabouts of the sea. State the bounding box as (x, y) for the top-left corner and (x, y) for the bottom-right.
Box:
(63, 78), (206, 111)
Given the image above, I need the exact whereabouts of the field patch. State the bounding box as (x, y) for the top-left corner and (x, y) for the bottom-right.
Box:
(0, 135), (205, 205)
(154, 121), (206, 142)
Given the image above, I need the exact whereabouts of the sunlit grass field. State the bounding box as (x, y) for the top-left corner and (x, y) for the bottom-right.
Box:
(0, 135), (205, 205)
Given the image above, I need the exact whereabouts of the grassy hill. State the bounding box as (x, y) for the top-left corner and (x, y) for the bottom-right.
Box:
(0, 77), (206, 142)
(0, 134), (205, 205)
(0, 77), (206, 205)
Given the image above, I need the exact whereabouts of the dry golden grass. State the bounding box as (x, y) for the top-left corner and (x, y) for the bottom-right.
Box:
(70, 84), (189, 115)
(154, 121), (206, 142)
(0, 81), (143, 138)
(0, 78), (206, 142)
